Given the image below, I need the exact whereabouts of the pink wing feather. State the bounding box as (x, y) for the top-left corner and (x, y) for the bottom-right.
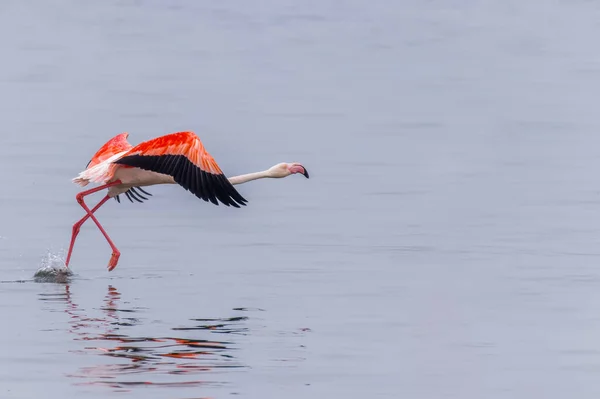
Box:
(85, 132), (132, 169)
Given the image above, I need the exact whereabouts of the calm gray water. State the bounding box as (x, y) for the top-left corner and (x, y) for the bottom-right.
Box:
(2, 0), (600, 397)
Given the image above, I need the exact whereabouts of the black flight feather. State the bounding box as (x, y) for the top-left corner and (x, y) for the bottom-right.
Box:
(113, 154), (247, 207)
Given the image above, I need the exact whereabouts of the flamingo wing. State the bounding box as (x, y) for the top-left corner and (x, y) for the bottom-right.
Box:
(84, 132), (153, 204)
(113, 131), (247, 208)
(86, 132), (133, 169)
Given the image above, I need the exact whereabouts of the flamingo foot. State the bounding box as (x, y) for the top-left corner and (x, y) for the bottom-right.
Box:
(107, 251), (120, 272)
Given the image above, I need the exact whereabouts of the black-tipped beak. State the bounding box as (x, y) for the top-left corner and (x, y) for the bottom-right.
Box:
(302, 167), (309, 178)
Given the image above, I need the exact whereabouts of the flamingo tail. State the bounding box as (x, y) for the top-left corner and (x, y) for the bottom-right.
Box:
(72, 150), (129, 186)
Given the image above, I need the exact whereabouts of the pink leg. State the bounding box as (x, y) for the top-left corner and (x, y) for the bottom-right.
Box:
(65, 181), (123, 271)
(65, 195), (110, 267)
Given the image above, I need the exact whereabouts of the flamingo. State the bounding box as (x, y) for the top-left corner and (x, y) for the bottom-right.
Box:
(66, 131), (309, 271)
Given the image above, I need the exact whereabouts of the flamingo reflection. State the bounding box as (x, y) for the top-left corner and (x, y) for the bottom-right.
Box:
(39, 284), (248, 393)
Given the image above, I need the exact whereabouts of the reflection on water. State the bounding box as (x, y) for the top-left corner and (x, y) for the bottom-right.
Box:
(39, 284), (248, 393)
(173, 316), (249, 334)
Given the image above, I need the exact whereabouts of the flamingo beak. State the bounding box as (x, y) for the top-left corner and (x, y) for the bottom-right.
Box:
(289, 164), (309, 178)
(301, 167), (309, 178)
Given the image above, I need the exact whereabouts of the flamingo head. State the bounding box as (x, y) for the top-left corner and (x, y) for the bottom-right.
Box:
(268, 162), (310, 179)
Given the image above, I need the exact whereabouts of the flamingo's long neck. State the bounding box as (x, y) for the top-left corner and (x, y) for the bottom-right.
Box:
(228, 170), (270, 185)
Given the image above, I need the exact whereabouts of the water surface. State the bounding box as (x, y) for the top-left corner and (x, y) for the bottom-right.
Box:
(2, 1), (600, 398)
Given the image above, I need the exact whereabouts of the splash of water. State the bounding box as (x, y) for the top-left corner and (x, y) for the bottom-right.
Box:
(34, 248), (73, 283)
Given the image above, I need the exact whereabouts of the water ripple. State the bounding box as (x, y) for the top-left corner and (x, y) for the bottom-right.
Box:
(40, 285), (249, 394)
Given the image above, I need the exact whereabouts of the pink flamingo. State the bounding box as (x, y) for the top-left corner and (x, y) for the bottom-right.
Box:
(66, 131), (309, 271)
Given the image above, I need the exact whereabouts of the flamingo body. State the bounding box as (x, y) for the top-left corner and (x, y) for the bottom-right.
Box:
(66, 130), (309, 271)
(74, 131), (246, 206)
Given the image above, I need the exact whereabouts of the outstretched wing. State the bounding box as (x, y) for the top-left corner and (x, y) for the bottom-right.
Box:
(83, 132), (153, 204)
(113, 131), (247, 208)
